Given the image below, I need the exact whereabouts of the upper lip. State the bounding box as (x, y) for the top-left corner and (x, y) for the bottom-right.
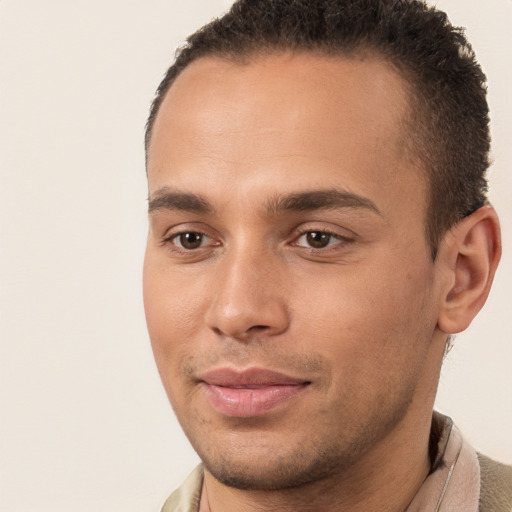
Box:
(198, 367), (309, 387)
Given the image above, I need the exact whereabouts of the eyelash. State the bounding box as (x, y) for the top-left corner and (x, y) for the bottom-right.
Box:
(292, 229), (352, 251)
(163, 231), (217, 252)
(162, 227), (353, 254)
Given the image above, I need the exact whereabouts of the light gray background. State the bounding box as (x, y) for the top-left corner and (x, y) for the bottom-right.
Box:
(0, 1), (510, 511)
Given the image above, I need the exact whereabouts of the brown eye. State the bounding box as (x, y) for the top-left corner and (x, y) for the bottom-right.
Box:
(177, 232), (204, 249)
(305, 231), (333, 248)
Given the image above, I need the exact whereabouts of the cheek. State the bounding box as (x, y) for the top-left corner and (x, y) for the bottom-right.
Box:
(143, 256), (206, 370)
(290, 257), (436, 373)
(143, 271), (205, 414)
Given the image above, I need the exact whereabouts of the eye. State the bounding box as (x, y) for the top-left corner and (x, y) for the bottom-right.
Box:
(168, 232), (212, 250)
(294, 230), (345, 249)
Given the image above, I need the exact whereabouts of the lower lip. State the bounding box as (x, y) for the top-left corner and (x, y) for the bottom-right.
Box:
(202, 383), (308, 417)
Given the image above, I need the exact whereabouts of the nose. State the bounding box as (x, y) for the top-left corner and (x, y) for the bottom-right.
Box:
(204, 247), (290, 341)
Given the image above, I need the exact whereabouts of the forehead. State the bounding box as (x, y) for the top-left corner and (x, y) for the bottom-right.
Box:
(149, 52), (410, 160)
(147, 52), (426, 221)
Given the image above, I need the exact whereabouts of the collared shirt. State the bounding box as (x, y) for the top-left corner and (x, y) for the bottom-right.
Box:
(161, 413), (503, 512)
(406, 413), (480, 511)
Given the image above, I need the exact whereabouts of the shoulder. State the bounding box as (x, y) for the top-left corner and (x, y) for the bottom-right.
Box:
(478, 453), (512, 512)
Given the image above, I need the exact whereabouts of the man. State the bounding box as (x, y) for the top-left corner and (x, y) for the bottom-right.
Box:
(142, 0), (511, 510)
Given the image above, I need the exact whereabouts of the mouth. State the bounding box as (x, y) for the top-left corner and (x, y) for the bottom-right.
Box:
(198, 367), (311, 418)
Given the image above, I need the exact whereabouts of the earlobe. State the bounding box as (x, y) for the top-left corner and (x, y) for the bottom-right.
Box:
(437, 205), (501, 334)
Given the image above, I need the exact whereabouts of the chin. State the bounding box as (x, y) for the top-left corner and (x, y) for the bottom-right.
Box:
(197, 435), (363, 491)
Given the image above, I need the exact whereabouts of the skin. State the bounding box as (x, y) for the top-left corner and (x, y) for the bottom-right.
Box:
(144, 53), (501, 512)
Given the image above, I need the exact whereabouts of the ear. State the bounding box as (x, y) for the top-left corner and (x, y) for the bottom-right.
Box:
(437, 205), (501, 334)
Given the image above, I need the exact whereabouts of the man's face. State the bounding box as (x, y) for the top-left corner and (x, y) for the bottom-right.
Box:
(144, 53), (445, 490)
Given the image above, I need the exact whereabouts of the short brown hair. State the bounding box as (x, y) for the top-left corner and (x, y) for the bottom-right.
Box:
(145, 0), (490, 256)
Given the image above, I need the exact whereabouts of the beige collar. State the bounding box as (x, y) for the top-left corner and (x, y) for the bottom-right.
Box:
(406, 412), (480, 511)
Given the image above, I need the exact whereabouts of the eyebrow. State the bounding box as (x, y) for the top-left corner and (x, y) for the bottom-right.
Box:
(147, 187), (381, 216)
(266, 189), (381, 216)
(148, 188), (213, 214)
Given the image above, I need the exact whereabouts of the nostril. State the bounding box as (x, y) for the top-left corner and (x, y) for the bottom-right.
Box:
(250, 325), (270, 331)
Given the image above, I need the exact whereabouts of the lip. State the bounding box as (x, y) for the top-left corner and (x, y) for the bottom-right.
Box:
(198, 367), (310, 418)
